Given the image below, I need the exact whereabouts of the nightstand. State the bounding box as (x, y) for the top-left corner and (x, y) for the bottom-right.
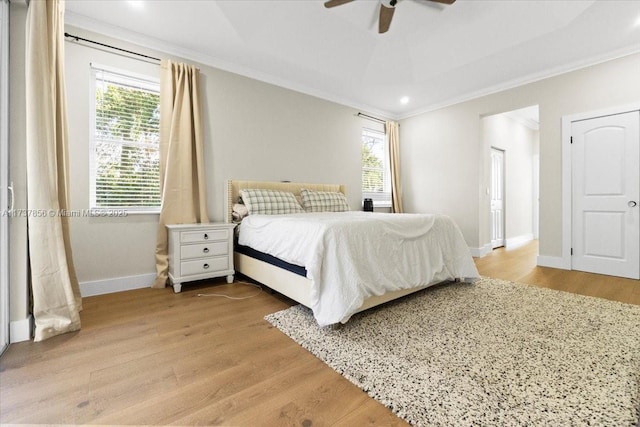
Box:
(166, 223), (236, 293)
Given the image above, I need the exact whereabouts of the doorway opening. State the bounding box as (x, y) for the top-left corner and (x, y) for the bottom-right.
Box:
(490, 147), (505, 249)
(482, 105), (539, 253)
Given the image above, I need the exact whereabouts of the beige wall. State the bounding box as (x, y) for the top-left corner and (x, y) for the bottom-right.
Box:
(400, 104), (482, 249)
(400, 52), (640, 257)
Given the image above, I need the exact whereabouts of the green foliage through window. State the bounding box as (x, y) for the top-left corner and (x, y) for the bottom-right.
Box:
(362, 129), (385, 193)
(92, 67), (160, 210)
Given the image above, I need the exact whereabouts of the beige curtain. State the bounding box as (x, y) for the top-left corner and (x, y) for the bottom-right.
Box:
(386, 120), (403, 213)
(25, 0), (82, 341)
(153, 60), (209, 288)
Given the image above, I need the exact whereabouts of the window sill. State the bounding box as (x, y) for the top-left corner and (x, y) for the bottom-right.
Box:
(373, 201), (392, 208)
(362, 196), (392, 209)
(88, 208), (160, 217)
(123, 210), (160, 216)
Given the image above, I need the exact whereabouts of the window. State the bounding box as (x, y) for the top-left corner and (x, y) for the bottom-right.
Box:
(90, 65), (160, 212)
(362, 127), (391, 206)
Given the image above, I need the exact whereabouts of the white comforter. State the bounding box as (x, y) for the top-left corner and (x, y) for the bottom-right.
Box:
(238, 212), (479, 326)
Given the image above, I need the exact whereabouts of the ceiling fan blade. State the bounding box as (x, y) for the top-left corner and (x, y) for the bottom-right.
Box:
(428, 0), (456, 4)
(379, 4), (395, 34)
(324, 0), (355, 8)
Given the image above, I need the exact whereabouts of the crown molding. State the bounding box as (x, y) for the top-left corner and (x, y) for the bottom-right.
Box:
(399, 45), (640, 120)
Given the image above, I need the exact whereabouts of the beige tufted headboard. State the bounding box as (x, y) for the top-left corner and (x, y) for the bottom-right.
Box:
(225, 180), (347, 222)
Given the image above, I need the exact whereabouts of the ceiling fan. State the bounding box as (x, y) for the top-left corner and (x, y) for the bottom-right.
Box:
(324, 0), (456, 34)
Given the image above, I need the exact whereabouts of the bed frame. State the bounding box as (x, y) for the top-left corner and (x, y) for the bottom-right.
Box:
(226, 179), (432, 316)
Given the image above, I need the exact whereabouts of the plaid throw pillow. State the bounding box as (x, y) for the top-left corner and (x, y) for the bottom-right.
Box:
(240, 189), (304, 215)
(300, 189), (350, 212)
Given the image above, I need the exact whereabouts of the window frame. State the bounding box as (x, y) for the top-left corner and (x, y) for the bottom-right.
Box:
(89, 64), (161, 214)
(361, 127), (391, 208)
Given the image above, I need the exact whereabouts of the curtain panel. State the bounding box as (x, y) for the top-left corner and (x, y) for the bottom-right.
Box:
(25, 0), (82, 341)
(153, 60), (209, 288)
(386, 121), (403, 213)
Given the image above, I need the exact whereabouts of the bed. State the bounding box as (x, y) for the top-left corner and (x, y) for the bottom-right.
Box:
(226, 180), (479, 326)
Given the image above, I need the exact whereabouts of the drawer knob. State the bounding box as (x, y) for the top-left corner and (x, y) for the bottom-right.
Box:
(203, 263), (209, 269)
(203, 247), (209, 253)
(204, 233), (209, 240)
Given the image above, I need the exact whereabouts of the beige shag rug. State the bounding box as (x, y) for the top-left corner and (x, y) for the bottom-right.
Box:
(265, 277), (640, 426)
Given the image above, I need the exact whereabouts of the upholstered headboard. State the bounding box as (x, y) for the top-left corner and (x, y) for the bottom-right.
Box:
(225, 180), (347, 223)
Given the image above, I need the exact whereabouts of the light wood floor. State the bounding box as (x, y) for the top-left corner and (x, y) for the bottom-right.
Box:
(476, 241), (640, 305)
(1, 241), (638, 426)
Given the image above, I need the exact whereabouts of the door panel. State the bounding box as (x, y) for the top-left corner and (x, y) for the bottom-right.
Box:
(0, 0), (9, 354)
(583, 211), (624, 258)
(490, 148), (505, 249)
(583, 128), (624, 195)
(571, 111), (639, 279)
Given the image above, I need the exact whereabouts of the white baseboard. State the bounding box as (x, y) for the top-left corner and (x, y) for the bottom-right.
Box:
(537, 255), (571, 270)
(469, 244), (492, 258)
(8, 274), (154, 343)
(505, 233), (534, 249)
(10, 315), (32, 343)
(80, 272), (156, 297)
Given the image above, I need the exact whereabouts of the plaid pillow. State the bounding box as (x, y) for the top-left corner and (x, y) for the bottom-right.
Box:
(240, 189), (304, 215)
(300, 189), (350, 212)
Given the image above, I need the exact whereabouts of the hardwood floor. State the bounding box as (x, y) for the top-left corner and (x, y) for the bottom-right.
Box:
(476, 240), (640, 305)
(1, 240), (638, 425)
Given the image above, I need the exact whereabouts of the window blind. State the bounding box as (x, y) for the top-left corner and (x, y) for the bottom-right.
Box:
(90, 66), (161, 211)
(362, 128), (391, 203)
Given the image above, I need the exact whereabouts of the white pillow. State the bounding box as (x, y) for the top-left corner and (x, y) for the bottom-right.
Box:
(232, 203), (249, 223)
(240, 189), (304, 215)
(300, 189), (350, 212)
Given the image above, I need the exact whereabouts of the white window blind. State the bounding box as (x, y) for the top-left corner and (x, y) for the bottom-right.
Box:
(362, 127), (391, 205)
(90, 65), (160, 212)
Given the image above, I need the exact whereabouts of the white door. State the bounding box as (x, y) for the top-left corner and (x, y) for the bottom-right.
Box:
(571, 111), (640, 279)
(0, 0), (9, 354)
(533, 154), (539, 239)
(490, 148), (505, 249)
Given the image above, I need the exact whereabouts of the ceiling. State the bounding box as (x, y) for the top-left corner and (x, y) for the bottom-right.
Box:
(64, 0), (640, 119)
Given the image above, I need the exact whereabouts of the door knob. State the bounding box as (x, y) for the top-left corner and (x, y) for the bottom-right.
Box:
(629, 201), (638, 208)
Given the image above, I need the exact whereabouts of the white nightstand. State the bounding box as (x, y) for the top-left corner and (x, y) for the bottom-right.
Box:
(166, 223), (236, 293)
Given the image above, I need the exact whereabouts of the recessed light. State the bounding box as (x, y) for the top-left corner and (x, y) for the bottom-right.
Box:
(635, 14), (640, 27)
(128, 0), (144, 9)
(400, 96), (410, 104)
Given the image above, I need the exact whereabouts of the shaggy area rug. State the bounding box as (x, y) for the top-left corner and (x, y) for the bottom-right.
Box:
(265, 277), (640, 426)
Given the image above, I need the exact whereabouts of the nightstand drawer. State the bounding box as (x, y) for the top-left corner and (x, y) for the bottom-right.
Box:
(181, 257), (229, 276)
(181, 242), (228, 259)
(181, 229), (229, 244)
